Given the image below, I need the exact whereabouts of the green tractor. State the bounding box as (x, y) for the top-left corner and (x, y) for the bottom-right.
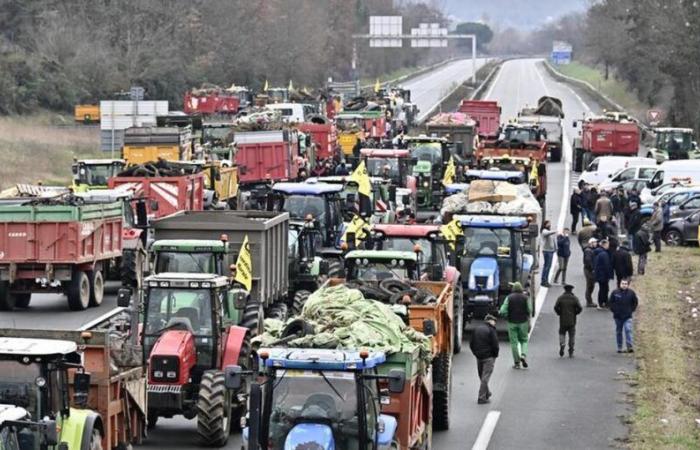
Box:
(647, 128), (700, 163)
(405, 136), (451, 210)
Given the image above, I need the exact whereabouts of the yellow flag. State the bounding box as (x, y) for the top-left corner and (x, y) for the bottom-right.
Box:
(288, 79), (294, 91)
(374, 79), (381, 93)
(350, 161), (372, 197)
(440, 218), (464, 250)
(263, 80), (269, 91)
(234, 235), (253, 291)
(342, 214), (368, 245)
(530, 161), (539, 188)
(442, 156), (456, 186)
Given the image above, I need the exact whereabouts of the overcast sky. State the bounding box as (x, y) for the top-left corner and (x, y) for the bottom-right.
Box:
(441, 0), (588, 29)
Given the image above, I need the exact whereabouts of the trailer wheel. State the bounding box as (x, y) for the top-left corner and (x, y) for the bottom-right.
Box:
(88, 429), (103, 450)
(0, 282), (15, 311)
(197, 370), (231, 447)
(432, 352), (452, 431)
(267, 302), (289, 322)
(291, 290), (311, 316)
(67, 270), (91, 311)
(147, 411), (158, 430)
(88, 270), (104, 307)
(14, 294), (31, 309)
(453, 283), (464, 354)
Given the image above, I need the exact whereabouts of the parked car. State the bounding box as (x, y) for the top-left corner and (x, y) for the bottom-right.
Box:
(617, 178), (651, 195)
(664, 211), (700, 246)
(598, 165), (658, 191)
(640, 182), (691, 205)
(671, 194), (700, 220)
(579, 156), (655, 186)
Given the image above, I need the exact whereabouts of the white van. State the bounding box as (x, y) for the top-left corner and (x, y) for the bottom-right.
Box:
(598, 165), (658, 191)
(265, 103), (317, 123)
(579, 156), (656, 186)
(647, 160), (700, 190)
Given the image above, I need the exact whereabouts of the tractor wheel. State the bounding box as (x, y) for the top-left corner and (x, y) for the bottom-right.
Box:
(453, 283), (464, 355)
(14, 294), (31, 309)
(432, 352), (452, 431)
(291, 290), (311, 316)
(88, 269), (104, 307)
(197, 370), (231, 447)
(326, 259), (343, 278)
(267, 302), (289, 322)
(67, 270), (91, 311)
(241, 299), (263, 338)
(88, 429), (103, 450)
(0, 282), (15, 311)
(120, 242), (145, 288)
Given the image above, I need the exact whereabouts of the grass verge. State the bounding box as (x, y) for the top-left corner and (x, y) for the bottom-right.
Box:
(630, 247), (700, 449)
(0, 113), (101, 189)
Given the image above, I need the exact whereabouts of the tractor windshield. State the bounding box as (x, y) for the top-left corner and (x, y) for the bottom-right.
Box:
(269, 370), (359, 449)
(410, 143), (442, 165)
(0, 361), (42, 419)
(78, 163), (122, 186)
(379, 238), (433, 261)
(366, 158), (400, 182)
(504, 127), (538, 142)
(661, 131), (693, 152)
(283, 196), (326, 226)
(155, 252), (216, 274)
(351, 259), (415, 281)
(462, 228), (512, 258)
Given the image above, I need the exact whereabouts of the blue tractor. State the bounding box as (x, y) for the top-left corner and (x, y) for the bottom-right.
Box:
(230, 348), (404, 450)
(456, 215), (535, 321)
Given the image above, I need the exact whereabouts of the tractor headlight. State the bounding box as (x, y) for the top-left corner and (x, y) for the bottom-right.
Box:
(423, 181), (429, 188)
(166, 371), (177, 379)
(35, 376), (47, 388)
(153, 371), (164, 379)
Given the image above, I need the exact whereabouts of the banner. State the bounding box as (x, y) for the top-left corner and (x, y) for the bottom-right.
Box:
(442, 156), (456, 186)
(234, 235), (253, 291)
(440, 218), (463, 250)
(350, 161), (372, 197)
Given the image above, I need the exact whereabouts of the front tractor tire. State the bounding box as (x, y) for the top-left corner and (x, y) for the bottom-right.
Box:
(291, 290), (311, 316)
(197, 370), (232, 447)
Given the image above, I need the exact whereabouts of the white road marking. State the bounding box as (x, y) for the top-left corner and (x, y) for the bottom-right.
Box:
(471, 410), (502, 450)
(483, 61), (504, 100)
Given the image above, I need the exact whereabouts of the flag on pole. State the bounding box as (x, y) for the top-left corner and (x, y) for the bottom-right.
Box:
(374, 79), (381, 93)
(350, 161), (372, 198)
(440, 219), (464, 250)
(442, 156), (456, 186)
(263, 80), (269, 91)
(234, 235), (253, 291)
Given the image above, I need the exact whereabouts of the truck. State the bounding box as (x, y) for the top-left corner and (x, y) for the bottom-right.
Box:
(183, 89), (242, 115)
(0, 196), (124, 311)
(74, 104), (100, 124)
(572, 113), (641, 172)
(517, 96), (565, 162)
(234, 129), (301, 185)
(424, 113), (478, 163)
(1, 299), (147, 450)
(122, 126), (193, 166)
(459, 99), (501, 138)
(71, 159), (126, 192)
(298, 120), (337, 161)
(455, 215), (535, 321)
(646, 127), (700, 163)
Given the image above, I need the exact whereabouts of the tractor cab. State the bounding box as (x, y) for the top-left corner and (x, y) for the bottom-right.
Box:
(288, 220), (326, 291)
(344, 250), (430, 282)
(152, 239), (227, 275)
(649, 128), (699, 163)
(0, 338), (92, 450)
(238, 348), (403, 450)
(306, 176), (397, 223)
(271, 182), (345, 249)
(71, 159), (126, 192)
(360, 149), (417, 201)
(201, 124), (234, 161)
(456, 215), (534, 320)
(502, 123), (546, 144)
(142, 273), (248, 446)
(405, 136), (450, 210)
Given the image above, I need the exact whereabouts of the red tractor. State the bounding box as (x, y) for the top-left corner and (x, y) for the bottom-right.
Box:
(141, 273), (249, 446)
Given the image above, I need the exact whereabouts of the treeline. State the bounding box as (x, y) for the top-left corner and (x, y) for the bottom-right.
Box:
(0, 0), (447, 114)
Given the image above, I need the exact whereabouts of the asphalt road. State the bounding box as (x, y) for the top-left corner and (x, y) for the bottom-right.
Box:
(2, 59), (635, 449)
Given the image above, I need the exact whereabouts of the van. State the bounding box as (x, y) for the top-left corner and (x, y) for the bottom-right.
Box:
(647, 160), (700, 190)
(265, 103), (317, 123)
(579, 156), (656, 186)
(598, 165), (658, 191)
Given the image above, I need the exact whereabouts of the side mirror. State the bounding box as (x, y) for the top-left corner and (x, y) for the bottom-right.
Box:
(319, 260), (330, 276)
(135, 200), (148, 228)
(71, 164), (79, 175)
(422, 319), (436, 336)
(73, 372), (91, 407)
(401, 194), (410, 206)
(346, 232), (356, 250)
(117, 287), (132, 308)
(388, 185), (397, 203)
(232, 290), (248, 309)
(387, 369), (406, 394)
(150, 200), (159, 211)
(572, 121), (578, 128)
(224, 365), (243, 390)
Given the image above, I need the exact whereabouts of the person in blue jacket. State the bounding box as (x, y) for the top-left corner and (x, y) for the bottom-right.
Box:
(553, 228), (571, 284)
(609, 278), (638, 353)
(594, 239), (614, 309)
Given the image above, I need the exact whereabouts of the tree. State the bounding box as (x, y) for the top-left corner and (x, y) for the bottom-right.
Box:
(453, 22), (493, 52)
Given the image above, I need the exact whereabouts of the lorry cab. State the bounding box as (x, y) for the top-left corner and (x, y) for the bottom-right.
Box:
(647, 127), (699, 163)
(240, 348), (402, 450)
(71, 159), (126, 191)
(456, 215), (534, 320)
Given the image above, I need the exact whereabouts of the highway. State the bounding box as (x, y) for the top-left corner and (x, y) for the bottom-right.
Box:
(1, 58), (634, 449)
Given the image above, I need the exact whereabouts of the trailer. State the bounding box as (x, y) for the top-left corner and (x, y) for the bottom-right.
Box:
(425, 113), (477, 163)
(459, 100), (501, 138)
(234, 130), (301, 184)
(297, 121), (337, 161)
(518, 96), (565, 162)
(572, 113), (641, 172)
(183, 90), (241, 115)
(122, 126), (193, 166)
(0, 199), (123, 311)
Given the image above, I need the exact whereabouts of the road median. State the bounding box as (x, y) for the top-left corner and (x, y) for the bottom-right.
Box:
(629, 247), (700, 448)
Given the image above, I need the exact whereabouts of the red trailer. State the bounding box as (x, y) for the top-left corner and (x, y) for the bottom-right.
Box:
(0, 200), (123, 311)
(573, 115), (640, 172)
(183, 91), (241, 115)
(459, 100), (502, 138)
(234, 130), (300, 184)
(108, 172), (205, 219)
(298, 122), (337, 160)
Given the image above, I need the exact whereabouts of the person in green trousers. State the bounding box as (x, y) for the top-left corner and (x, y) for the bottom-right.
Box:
(498, 281), (532, 369)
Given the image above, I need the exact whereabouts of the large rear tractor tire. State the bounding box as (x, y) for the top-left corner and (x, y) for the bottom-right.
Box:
(432, 352), (452, 431)
(197, 370), (231, 447)
(88, 269), (104, 307)
(120, 242), (145, 288)
(326, 259), (344, 278)
(267, 302), (289, 322)
(291, 290), (311, 316)
(453, 283), (464, 355)
(241, 299), (263, 338)
(67, 270), (91, 311)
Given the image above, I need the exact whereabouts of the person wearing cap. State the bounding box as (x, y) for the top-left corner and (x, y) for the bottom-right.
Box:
(469, 314), (500, 404)
(577, 218), (597, 249)
(608, 278), (638, 353)
(499, 281), (532, 369)
(582, 237), (598, 307)
(554, 284), (583, 357)
(594, 239), (614, 308)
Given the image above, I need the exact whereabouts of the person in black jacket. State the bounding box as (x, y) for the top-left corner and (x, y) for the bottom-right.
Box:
(554, 284), (583, 357)
(570, 189), (583, 232)
(594, 239), (614, 308)
(612, 241), (634, 287)
(554, 229), (571, 284)
(609, 279), (638, 353)
(582, 238), (598, 307)
(625, 202), (643, 238)
(469, 314), (500, 404)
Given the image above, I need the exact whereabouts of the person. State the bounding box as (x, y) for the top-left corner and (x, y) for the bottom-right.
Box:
(625, 202), (643, 238)
(627, 189), (641, 207)
(469, 314), (499, 404)
(633, 224), (652, 275)
(499, 282), (532, 369)
(577, 218), (598, 249)
(594, 192), (614, 224)
(583, 238), (598, 307)
(334, 163), (349, 176)
(581, 186), (596, 222)
(595, 215), (615, 241)
(611, 187), (628, 235)
(612, 240), (634, 287)
(554, 284), (583, 357)
(594, 239), (614, 308)
(570, 188), (583, 233)
(648, 201), (664, 252)
(609, 279), (638, 353)
(553, 228), (571, 284)
(540, 220), (557, 287)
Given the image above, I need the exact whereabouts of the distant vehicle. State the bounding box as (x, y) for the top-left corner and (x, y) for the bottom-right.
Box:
(598, 165), (658, 191)
(664, 211), (700, 246)
(572, 113), (640, 172)
(74, 104), (100, 124)
(646, 160), (700, 190)
(459, 99), (502, 138)
(640, 182), (691, 205)
(265, 103), (318, 123)
(647, 127), (700, 163)
(616, 178), (650, 195)
(670, 194), (700, 220)
(518, 96), (566, 162)
(579, 156), (655, 186)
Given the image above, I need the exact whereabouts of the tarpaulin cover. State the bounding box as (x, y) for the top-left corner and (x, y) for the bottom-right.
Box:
(441, 181), (541, 217)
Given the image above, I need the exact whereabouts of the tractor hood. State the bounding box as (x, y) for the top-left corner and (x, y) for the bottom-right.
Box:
(148, 329), (196, 384)
(468, 256), (499, 292)
(285, 423), (334, 449)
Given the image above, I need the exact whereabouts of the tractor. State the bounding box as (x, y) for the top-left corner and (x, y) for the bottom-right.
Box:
(647, 127), (700, 163)
(359, 149), (417, 213)
(404, 136), (451, 210)
(71, 159), (126, 192)
(141, 273), (250, 446)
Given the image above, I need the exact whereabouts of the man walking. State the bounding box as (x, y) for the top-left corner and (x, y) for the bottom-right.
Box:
(633, 224), (652, 275)
(499, 282), (532, 369)
(553, 228), (571, 284)
(554, 284), (583, 357)
(469, 314), (499, 404)
(541, 220), (557, 287)
(612, 240), (634, 287)
(594, 239), (614, 308)
(609, 279), (638, 353)
(625, 202), (643, 239)
(648, 201), (664, 252)
(594, 191), (614, 224)
(583, 237), (598, 307)
(570, 188), (583, 233)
